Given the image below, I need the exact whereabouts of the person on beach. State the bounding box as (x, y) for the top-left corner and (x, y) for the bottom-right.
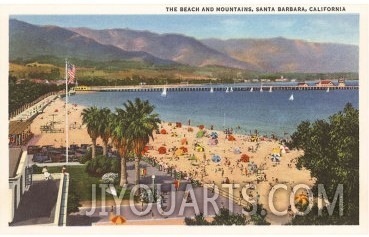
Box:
(62, 165), (67, 174)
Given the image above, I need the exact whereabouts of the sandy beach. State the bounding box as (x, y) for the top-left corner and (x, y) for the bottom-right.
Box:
(27, 96), (314, 224)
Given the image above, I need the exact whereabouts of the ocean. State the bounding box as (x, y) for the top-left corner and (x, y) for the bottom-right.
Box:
(67, 85), (358, 137)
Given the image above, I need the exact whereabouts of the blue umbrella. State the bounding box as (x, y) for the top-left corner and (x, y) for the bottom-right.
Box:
(210, 132), (218, 139)
(212, 154), (221, 163)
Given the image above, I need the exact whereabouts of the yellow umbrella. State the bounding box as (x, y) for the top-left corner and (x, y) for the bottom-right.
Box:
(295, 193), (309, 205)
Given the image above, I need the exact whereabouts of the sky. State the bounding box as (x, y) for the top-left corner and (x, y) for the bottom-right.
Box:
(12, 14), (359, 45)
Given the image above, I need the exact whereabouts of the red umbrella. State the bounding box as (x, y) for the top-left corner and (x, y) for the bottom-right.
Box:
(179, 146), (188, 153)
(158, 146), (167, 154)
(228, 135), (236, 141)
(240, 154), (250, 162)
(160, 129), (167, 134)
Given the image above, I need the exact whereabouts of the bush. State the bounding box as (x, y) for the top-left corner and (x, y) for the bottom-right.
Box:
(79, 149), (92, 164)
(85, 155), (120, 177)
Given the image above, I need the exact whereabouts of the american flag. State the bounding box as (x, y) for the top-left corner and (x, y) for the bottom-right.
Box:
(67, 63), (76, 84)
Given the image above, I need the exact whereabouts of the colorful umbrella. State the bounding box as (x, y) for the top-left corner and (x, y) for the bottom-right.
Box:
(111, 215), (126, 225)
(295, 193), (309, 206)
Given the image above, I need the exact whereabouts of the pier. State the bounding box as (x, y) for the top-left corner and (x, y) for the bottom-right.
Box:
(75, 85), (359, 93)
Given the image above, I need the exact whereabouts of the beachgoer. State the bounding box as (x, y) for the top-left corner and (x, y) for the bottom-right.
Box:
(62, 165), (67, 174)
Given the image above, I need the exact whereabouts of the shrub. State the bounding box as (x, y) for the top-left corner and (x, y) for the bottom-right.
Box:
(85, 155), (120, 177)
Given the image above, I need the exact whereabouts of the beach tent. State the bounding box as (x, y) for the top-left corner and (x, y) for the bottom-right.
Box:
(196, 130), (205, 138)
(228, 135), (236, 141)
(233, 147), (241, 154)
(240, 154), (250, 162)
(160, 129), (167, 134)
(158, 146), (167, 154)
(188, 127), (194, 132)
(208, 138), (218, 146)
(212, 154), (221, 163)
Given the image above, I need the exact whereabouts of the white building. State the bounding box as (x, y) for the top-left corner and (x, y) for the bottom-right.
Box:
(8, 148), (31, 223)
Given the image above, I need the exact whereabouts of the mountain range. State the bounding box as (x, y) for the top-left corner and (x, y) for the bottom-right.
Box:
(9, 19), (359, 73)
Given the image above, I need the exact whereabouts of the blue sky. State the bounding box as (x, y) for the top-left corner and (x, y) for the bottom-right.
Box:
(12, 14), (359, 45)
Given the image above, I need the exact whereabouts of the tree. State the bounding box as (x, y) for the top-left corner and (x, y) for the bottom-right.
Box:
(110, 108), (131, 186)
(184, 206), (270, 225)
(123, 98), (160, 185)
(287, 103), (359, 225)
(81, 106), (100, 159)
(97, 107), (112, 157)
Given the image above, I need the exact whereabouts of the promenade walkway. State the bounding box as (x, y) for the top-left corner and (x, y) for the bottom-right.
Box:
(67, 161), (244, 226)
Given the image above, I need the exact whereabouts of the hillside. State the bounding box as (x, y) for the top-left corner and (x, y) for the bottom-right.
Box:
(201, 37), (358, 73)
(9, 19), (359, 73)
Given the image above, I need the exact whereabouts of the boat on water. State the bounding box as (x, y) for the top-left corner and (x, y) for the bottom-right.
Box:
(269, 86), (272, 92)
(289, 93), (294, 101)
(326, 87), (330, 93)
(260, 86), (263, 92)
(210, 87), (214, 93)
(250, 87), (253, 92)
(230, 87), (233, 92)
(225, 87), (229, 93)
(161, 87), (167, 97)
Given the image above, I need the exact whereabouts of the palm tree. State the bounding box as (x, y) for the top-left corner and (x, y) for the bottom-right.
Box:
(81, 106), (100, 159)
(98, 107), (112, 157)
(110, 108), (131, 186)
(124, 98), (160, 185)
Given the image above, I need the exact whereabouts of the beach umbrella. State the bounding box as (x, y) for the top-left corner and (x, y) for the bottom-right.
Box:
(179, 146), (188, 153)
(196, 130), (205, 138)
(160, 129), (167, 134)
(210, 132), (218, 139)
(181, 138), (188, 145)
(175, 149), (184, 156)
(228, 135), (236, 141)
(195, 145), (205, 152)
(270, 154), (281, 162)
(240, 154), (250, 162)
(272, 147), (281, 156)
(233, 147), (241, 154)
(198, 125), (205, 130)
(111, 215), (126, 225)
(208, 138), (218, 146)
(295, 193), (309, 206)
(212, 154), (221, 163)
(158, 146), (167, 154)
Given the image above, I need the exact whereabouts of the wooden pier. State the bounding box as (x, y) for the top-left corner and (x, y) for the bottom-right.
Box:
(75, 85), (358, 93)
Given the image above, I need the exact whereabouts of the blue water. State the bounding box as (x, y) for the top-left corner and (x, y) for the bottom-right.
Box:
(67, 88), (358, 137)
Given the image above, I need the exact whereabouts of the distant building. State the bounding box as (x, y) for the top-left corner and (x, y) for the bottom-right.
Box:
(9, 120), (33, 147)
(297, 82), (309, 87)
(275, 76), (288, 82)
(338, 78), (346, 87)
(316, 80), (334, 87)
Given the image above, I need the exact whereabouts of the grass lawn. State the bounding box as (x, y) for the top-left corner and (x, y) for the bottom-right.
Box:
(36, 165), (131, 201)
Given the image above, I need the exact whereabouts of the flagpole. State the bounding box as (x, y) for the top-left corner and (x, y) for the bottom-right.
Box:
(65, 59), (69, 164)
